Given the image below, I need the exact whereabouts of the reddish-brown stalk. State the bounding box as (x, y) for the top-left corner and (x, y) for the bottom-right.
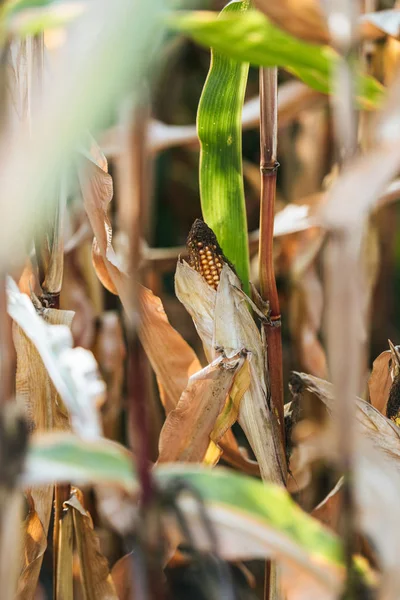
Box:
(259, 66), (286, 600)
(258, 67), (285, 444)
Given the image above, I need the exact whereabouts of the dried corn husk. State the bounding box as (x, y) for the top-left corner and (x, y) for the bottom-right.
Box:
(175, 261), (285, 484)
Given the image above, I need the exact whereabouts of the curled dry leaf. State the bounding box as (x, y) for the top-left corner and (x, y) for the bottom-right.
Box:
(368, 349), (392, 415)
(66, 490), (118, 600)
(78, 139), (131, 310)
(139, 286), (201, 415)
(175, 260), (285, 484)
(111, 553), (134, 600)
(158, 351), (249, 463)
(253, 0), (330, 44)
(290, 371), (400, 463)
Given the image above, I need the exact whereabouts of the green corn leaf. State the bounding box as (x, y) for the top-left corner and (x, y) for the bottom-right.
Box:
(23, 432), (136, 492)
(197, 0), (251, 293)
(170, 7), (384, 110)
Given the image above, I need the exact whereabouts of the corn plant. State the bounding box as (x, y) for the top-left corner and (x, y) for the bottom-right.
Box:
(1, 1), (400, 599)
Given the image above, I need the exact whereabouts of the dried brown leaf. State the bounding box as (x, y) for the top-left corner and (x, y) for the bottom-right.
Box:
(67, 490), (118, 600)
(93, 312), (126, 441)
(55, 505), (74, 600)
(139, 286), (200, 414)
(312, 479), (343, 533)
(368, 350), (392, 415)
(253, 0), (330, 44)
(78, 141), (131, 310)
(111, 554), (134, 600)
(16, 494), (48, 600)
(291, 372), (400, 463)
(158, 351), (248, 463)
(14, 307), (73, 598)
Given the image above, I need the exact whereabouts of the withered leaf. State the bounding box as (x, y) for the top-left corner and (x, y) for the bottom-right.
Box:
(368, 349), (392, 415)
(55, 505), (74, 600)
(66, 490), (118, 600)
(158, 351), (248, 463)
(16, 493), (49, 600)
(111, 553), (134, 600)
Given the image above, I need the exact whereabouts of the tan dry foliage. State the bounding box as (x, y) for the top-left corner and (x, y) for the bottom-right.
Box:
(111, 554), (134, 600)
(14, 307), (73, 599)
(82, 157), (261, 474)
(55, 506), (74, 600)
(16, 494), (48, 600)
(368, 349), (392, 415)
(66, 490), (118, 600)
(311, 479), (342, 534)
(158, 351), (248, 463)
(93, 312), (126, 441)
(139, 286), (200, 414)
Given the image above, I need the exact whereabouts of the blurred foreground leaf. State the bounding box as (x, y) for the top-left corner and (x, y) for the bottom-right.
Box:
(24, 434), (366, 598)
(170, 8), (384, 109)
(197, 0), (250, 291)
(3, 0), (85, 36)
(24, 433), (135, 492)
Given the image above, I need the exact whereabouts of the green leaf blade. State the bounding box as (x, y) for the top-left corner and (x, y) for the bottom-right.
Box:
(171, 8), (384, 110)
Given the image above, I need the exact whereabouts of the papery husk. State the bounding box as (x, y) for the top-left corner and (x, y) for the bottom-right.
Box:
(138, 283), (259, 473)
(66, 490), (118, 600)
(13, 308), (73, 600)
(158, 351), (248, 463)
(175, 260), (285, 484)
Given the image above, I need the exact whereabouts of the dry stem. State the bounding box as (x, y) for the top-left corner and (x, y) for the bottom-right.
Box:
(258, 67), (285, 442)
